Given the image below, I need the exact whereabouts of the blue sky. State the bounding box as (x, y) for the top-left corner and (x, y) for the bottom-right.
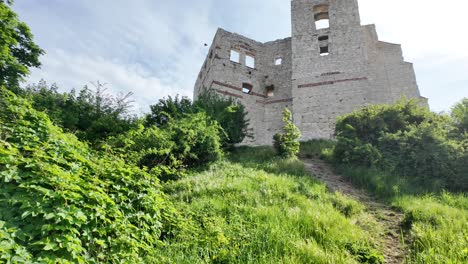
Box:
(12, 0), (468, 113)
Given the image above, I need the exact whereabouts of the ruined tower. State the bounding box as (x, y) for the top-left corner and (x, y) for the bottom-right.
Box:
(194, 0), (427, 145)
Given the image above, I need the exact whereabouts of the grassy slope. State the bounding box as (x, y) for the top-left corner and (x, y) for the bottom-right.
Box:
(300, 140), (468, 264)
(159, 147), (384, 263)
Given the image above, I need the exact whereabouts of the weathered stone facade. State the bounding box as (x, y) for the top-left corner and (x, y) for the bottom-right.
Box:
(194, 0), (427, 145)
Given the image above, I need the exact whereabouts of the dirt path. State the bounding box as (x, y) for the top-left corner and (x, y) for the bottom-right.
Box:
(302, 158), (406, 264)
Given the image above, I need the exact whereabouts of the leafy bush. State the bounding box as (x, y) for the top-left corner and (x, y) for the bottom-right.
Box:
(194, 91), (250, 146)
(145, 95), (194, 127)
(22, 80), (138, 144)
(0, 87), (170, 262)
(109, 112), (223, 181)
(334, 99), (467, 192)
(451, 97), (468, 135)
(145, 91), (249, 146)
(274, 108), (301, 158)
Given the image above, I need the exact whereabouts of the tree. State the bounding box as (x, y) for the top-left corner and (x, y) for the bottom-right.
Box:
(146, 91), (250, 146)
(451, 97), (468, 135)
(273, 108), (301, 158)
(194, 91), (250, 146)
(145, 95), (193, 127)
(24, 80), (137, 144)
(0, 1), (44, 91)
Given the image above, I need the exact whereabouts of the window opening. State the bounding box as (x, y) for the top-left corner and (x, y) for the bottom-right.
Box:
(313, 4), (330, 30)
(320, 46), (329, 56)
(266, 85), (275, 97)
(318, 35), (329, 41)
(230, 50), (240, 63)
(275, 57), (283, 65)
(318, 34), (329, 56)
(242, 83), (253, 94)
(246, 55), (255, 68)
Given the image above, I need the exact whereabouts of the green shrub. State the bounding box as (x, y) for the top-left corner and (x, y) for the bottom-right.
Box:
(194, 91), (250, 146)
(145, 95), (194, 127)
(334, 99), (467, 192)
(274, 108), (301, 158)
(145, 91), (250, 146)
(0, 87), (170, 262)
(109, 112), (223, 181)
(451, 97), (468, 136)
(22, 80), (138, 145)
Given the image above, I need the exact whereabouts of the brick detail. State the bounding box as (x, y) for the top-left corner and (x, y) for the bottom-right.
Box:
(211, 81), (267, 98)
(298, 77), (368, 88)
(257, 98), (293, 105)
(213, 89), (243, 99)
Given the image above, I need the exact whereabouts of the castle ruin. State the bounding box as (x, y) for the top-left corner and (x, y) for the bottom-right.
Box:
(194, 0), (427, 145)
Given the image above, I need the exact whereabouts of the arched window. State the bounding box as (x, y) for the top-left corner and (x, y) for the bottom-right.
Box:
(313, 4), (329, 30)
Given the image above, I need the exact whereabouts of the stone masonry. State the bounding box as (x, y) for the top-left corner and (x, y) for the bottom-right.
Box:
(194, 0), (427, 146)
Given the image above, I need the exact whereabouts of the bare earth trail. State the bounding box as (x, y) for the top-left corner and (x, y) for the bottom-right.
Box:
(302, 158), (406, 264)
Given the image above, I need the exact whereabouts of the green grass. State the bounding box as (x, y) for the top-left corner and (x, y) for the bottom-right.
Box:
(300, 140), (468, 264)
(158, 146), (384, 263)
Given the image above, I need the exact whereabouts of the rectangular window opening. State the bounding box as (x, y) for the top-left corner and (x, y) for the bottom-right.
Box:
(230, 50), (240, 63)
(275, 57), (283, 65)
(266, 85), (275, 97)
(242, 83), (253, 94)
(313, 4), (330, 30)
(320, 46), (329, 56)
(246, 55), (255, 68)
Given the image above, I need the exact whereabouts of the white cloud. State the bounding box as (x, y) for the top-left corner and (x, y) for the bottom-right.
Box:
(28, 49), (181, 114)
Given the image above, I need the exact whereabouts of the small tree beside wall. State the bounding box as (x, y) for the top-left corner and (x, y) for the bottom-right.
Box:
(273, 108), (301, 158)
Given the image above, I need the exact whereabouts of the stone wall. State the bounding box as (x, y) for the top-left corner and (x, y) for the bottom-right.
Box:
(193, 0), (426, 145)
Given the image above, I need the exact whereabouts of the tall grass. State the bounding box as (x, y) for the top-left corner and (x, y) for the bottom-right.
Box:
(300, 140), (468, 264)
(158, 146), (384, 263)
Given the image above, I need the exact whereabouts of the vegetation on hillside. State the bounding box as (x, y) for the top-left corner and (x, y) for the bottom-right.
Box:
(158, 147), (384, 263)
(146, 91), (250, 147)
(0, 88), (170, 262)
(22, 80), (138, 144)
(274, 108), (302, 158)
(333, 99), (467, 192)
(300, 98), (468, 264)
(0, 1), (466, 263)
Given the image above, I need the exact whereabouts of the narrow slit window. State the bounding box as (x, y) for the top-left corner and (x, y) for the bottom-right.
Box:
(242, 83), (253, 94)
(313, 4), (330, 30)
(246, 55), (255, 68)
(230, 50), (240, 63)
(318, 35), (329, 56)
(266, 85), (275, 97)
(275, 57), (283, 65)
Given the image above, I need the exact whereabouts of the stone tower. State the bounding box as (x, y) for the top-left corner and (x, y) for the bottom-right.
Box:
(194, 0), (427, 145)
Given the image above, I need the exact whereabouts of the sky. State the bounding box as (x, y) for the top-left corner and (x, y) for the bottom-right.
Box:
(11, 0), (468, 114)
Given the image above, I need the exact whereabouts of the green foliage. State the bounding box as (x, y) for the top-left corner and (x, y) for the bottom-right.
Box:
(194, 91), (250, 145)
(109, 112), (223, 181)
(0, 87), (170, 262)
(274, 108), (302, 158)
(23, 80), (138, 145)
(159, 146), (383, 263)
(146, 91), (250, 146)
(0, 2), (44, 90)
(451, 97), (468, 135)
(145, 95), (194, 127)
(299, 139), (336, 159)
(334, 99), (467, 192)
(394, 194), (468, 263)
